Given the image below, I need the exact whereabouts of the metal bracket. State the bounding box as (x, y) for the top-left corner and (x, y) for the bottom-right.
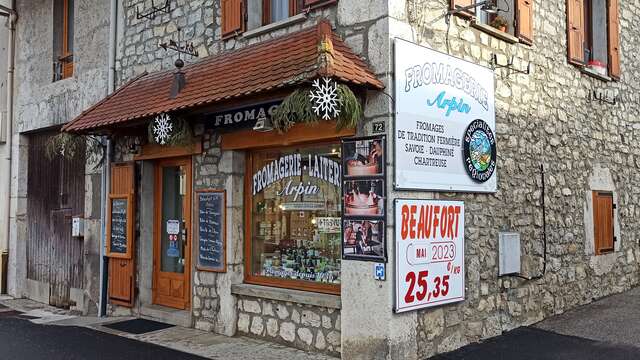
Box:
(491, 54), (531, 75)
(588, 88), (619, 105)
(136, 0), (171, 20)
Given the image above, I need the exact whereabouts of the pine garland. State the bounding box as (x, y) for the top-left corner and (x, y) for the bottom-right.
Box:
(271, 82), (363, 132)
(45, 132), (105, 167)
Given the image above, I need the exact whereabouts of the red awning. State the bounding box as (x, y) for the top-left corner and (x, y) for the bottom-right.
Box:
(63, 20), (384, 133)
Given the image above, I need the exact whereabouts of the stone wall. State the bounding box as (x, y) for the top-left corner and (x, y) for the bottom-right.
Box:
(387, 1), (640, 358)
(236, 296), (341, 356)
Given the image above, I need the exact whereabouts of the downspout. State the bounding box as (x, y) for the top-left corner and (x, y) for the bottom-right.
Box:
(99, 0), (117, 316)
(0, 1), (17, 295)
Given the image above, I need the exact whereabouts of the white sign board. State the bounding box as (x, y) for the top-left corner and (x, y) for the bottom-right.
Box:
(166, 220), (180, 235)
(394, 39), (497, 192)
(395, 199), (465, 312)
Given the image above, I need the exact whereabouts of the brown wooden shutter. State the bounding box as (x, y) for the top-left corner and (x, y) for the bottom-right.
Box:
(607, 0), (621, 79)
(593, 192), (614, 255)
(516, 0), (534, 45)
(222, 0), (244, 38)
(450, 0), (475, 18)
(566, 0), (585, 65)
(108, 162), (136, 307)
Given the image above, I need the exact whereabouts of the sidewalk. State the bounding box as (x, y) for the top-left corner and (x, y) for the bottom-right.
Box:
(0, 296), (336, 360)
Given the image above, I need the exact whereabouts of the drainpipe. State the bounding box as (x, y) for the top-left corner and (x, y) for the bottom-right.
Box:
(99, 0), (118, 316)
(0, 1), (17, 295)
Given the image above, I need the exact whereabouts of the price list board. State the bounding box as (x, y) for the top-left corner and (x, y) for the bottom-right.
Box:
(107, 195), (133, 259)
(196, 190), (226, 272)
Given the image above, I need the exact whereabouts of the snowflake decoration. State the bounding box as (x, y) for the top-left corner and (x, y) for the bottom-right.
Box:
(309, 77), (341, 120)
(152, 113), (173, 145)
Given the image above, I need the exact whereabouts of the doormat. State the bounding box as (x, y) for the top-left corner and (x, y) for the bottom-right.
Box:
(103, 318), (174, 334)
(0, 310), (22, 317)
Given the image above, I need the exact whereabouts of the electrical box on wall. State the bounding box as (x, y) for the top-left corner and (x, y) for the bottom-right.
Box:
(72, 217), (84, 237)
(499, 232), (521, 276)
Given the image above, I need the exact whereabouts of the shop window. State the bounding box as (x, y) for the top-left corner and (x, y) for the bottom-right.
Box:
(246, 143), (342, 294)
(53, 0), (74, 81)
(567, 0), (620, 79)
(593, 191), (615, 255)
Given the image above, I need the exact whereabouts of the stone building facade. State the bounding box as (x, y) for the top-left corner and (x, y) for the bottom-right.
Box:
(6, 0), (110, 313)
(59, 0), (640, 359)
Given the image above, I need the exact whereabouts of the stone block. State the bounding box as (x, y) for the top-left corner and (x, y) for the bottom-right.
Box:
(266, 318), (279, 337)
(243, 299), (262, 314)
(280, 322), (296, 342)
(250, 316), (264, 335)
(238, 313), (250, 333)
(301, 310), (321, 327)
(297, 327), (313, 346)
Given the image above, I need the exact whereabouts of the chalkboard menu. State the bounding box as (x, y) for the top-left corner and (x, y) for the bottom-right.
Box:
(108, 197), (130, 257)
(196, 190), (226, 272)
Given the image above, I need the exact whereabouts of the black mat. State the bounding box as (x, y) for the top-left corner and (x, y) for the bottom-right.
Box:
(0, 310), (22, 317)
(103, 318), (174, 334)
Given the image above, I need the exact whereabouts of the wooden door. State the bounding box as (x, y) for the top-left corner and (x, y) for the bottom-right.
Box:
(107, 163), (136, 307)
(27, 131), (85, 309)
(153, 157), (192, 309)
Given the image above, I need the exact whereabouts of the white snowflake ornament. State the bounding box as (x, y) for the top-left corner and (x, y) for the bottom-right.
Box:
(309, 77), (341, 120)
(152, 113), (173, 145)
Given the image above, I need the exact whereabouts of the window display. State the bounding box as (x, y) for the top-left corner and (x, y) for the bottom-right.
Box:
(249, 143), (342, 292)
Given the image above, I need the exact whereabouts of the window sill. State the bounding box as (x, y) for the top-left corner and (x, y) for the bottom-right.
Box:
(581, 67), (613, 82)
(471, 23), (519, 44)
(242, 13), (308, 40)
(231, 283), (341, 309)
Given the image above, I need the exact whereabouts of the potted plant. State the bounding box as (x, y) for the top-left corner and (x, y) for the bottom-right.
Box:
(489, 15), (508, 32)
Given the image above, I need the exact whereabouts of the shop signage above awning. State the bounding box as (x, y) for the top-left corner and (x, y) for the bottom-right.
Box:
(62, 20), (383, 134)
(203, 100), (282, 131)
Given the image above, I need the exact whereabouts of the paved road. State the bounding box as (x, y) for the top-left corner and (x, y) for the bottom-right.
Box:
(0, 313), (208, 360)
(431, 287), (640, 360)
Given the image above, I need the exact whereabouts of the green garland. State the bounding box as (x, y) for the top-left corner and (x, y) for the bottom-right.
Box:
(147, 115), (193, 146)
(45, 132), (105, 168)
(271, 82), (363, 132)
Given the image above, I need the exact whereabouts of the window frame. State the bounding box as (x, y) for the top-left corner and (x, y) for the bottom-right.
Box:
(54, 0), (74, 80)
(262, 0), (300, 26)
(243, 141), (342, 296)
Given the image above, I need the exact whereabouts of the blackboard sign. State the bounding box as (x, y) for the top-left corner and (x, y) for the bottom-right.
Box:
(108, 196), (131, 258)
(196, 190), (226, 272)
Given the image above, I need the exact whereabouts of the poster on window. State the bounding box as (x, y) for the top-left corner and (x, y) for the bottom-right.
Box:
(394, 199), (465, 313)
(394, 38), (497, 192)
(342, 136), (387, 262)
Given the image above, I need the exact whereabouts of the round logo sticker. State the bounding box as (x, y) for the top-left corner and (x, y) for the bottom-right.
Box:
(463, 119), (496, 183)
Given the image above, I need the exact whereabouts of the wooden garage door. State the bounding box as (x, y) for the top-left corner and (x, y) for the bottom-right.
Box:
(27, 131), (85, 309)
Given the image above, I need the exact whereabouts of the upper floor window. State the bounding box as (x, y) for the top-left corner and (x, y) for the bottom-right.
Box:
(567, 0), (620, 79)
(53, 0), (74, 81)
(450, 0), (533, 45)
(222, 0), (336, 38)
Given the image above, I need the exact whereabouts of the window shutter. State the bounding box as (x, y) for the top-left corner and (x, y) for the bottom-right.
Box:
(450, 0), (475, 18)
(607, 0), (621, 79)
(516, 0), (534, 45)
(222, 0), (243, 38)
(108, 162), (136, 307)
(566, 0), (585, 65)
(593, 192), (614, 255)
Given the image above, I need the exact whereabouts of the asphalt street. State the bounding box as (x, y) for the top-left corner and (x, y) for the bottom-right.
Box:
(431, 287), (640, 360)
(0, 313), (208, 360)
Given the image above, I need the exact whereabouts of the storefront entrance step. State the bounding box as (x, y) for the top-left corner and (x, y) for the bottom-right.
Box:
(140, 304), (192, 328)
(231, 284), (341, 309)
